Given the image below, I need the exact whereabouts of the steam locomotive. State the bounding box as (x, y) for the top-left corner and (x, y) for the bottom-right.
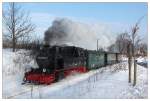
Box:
(23, 45), (121, 85)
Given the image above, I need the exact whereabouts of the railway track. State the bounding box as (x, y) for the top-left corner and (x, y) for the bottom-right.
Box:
(5, 84), (48, 99)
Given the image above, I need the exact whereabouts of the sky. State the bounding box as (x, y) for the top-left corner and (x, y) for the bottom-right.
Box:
(3, 3), (148, 47)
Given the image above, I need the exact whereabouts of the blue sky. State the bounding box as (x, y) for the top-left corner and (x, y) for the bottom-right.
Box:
(22, 3), (147, 23)
(3, 2), (148, 44)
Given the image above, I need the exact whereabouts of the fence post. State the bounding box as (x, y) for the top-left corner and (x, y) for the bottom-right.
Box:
(104, 53), (107, 66)
(31, 85), (33, 98)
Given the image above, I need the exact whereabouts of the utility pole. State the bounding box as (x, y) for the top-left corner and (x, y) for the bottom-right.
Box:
(97, 39), (99, 51)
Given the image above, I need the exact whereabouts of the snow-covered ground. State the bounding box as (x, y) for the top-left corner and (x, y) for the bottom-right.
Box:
(2, 49), (148, 99)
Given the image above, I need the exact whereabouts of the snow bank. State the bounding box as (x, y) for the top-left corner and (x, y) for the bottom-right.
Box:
(136, 56), (147, 63)
(2, 49), (38, 98)
(3, 49), (38, 76)
(11, 62), (147, 99)
(2, 49), (148, 99)
(117, 65), (148, 98)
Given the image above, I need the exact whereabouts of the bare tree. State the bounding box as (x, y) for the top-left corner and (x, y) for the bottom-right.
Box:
(107, 44), (117, 52)
(131, 24), (139, 86)
(127, 41), (132, 83)
(131, 16), (145, 86)
(110, 16), (145, 86)
(114, 32), (132, 83)
(3, 2), (35, 52)
(115, 32), (131, 54)
(107, 32), (131, 54)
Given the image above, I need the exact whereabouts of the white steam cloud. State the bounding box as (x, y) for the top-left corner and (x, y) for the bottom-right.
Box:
(44, 18), (116, 50)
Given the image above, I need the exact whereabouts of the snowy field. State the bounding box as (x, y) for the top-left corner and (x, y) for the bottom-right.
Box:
(2, 49), (148, 99)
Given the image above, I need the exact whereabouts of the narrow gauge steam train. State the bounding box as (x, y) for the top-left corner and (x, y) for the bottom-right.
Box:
(23, 45), (122, 84)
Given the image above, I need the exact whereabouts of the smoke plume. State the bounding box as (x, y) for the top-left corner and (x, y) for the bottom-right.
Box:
(44, 18), (116, 50)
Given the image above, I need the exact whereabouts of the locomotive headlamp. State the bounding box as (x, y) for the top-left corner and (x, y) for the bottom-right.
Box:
(43, 68), (46, 72)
